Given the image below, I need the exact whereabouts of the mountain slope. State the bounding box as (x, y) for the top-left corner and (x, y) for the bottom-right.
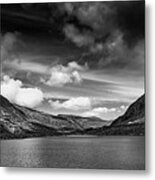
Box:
(84, 94), (145, 136)
(0, 94), (145, 139)
(0, 95), (108, 139)
(111, 94), (145, 126)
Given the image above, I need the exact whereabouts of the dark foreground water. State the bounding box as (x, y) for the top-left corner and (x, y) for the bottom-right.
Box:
(0, 136), (145, 170)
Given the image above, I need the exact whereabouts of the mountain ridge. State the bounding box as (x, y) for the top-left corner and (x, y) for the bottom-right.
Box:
(85, 94), (145, 136)
(0, 94), (145, 139)
(111, 94), (145, 126)
(0, 95), (110, 139)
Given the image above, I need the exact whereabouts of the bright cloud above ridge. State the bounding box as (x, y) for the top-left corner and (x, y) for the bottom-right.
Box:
(49, 96), (91, 111)
(1, 75), (44, 108)
(82, 107), (117, 119)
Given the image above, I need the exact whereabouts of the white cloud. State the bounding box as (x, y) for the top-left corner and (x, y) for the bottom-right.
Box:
(83, 107), (116, 119)
(68, 61), (84, 71)
(109, 108), (116, 112)
(120, 105), (126, 109)
(93, 107), (109, 113)
(43, 61), (85, 87)
(1, 75), (44, 108)
(48, 96), (118, 120)
(49, 97), (92, 111)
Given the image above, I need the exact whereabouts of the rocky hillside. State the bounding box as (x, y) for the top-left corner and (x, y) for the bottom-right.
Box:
(84, 94), (145, 136)
(0, 95), (109, 139)
(111, 94), (145, 126)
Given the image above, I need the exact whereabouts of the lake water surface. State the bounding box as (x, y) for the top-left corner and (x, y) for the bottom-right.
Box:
(0, 136), (145, 170)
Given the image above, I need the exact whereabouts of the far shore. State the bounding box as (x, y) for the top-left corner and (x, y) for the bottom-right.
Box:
(0, 134), (145, 141)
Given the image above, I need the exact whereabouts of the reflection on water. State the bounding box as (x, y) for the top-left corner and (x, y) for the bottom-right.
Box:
(0, 136), (145, 170)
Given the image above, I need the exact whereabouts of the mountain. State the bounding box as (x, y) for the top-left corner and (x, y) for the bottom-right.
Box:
(0, 95), (109, 139)
(108, 94), (145, 135)
(111, 94), (145, 126)
(85, 94), (145, 136)
(0, 94), (145, 139)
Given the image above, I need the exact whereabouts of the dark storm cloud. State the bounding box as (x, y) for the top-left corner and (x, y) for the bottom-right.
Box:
(61, 1), (145, 69)
(1, 1), (145, 69)
(1, 1), (144, 41)
(63, 1), (144, 46)
(115, 1), (145, 46)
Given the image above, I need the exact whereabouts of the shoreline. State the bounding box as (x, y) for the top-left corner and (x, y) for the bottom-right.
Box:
(0, 135), (145, 141)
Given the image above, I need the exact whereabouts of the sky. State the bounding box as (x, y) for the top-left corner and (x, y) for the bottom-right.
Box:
(0, 1), (145, 120)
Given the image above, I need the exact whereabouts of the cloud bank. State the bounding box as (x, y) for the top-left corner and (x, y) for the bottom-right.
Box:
(49, 97), (91, 111)
(1, 75), (44, 108)
(83, 107), (116, 119)
(48, 96), (127, 120)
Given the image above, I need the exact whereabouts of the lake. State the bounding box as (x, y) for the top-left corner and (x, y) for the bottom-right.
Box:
(0, 136), (145, 170)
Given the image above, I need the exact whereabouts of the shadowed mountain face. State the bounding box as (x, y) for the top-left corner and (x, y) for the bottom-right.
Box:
(0, 95), (110, 139)
(111, 94), (145, 126)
